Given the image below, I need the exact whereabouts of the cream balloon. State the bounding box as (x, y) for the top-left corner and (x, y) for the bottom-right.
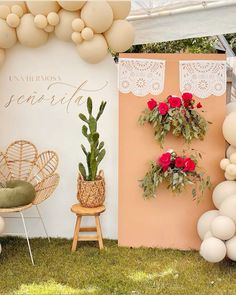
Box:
(226, 236), (236, 261)
(47, 12), (59, 26)
(212, 181), (236, 209)
(6, 13), (20, 28)
(200, 237), (226, 263)
(220, 195), (236, 222)
(72, 18), (85, 32)
(104, 19), (134, 52)
(108, 1), (131, 19)
(71, 32), (83, 44)
(77, 34), (108, 64)
(55, 10), (80, 42)
(34, 14), (48, 29)
(203, 231), (213, 240)
(81, 27), (93, 41)
(230, 153), (236, 164)
(0, 49), (5, 67)
(0, 1), (27, 14)
(0, 5), (10, 19)
(224, 172), (235, 181)
(44, 25), (54, 33)
(0, 19), (17, 48)
(17, 14), (48, 48)
(58, 1), (86, 11)
(81, 1), (113, 33)
(197, 210), (219, 240)
(220, 158), (230, 170)
(26, 1), (60, 16)
(227, 145), (236, 159)
(223, 111), (236, 146)
(11, 5), (24, 17)
(210, 215), (235, 240)
(0, 216), (5, 233)
(226, 102), (236, 115)
(226, 164), (236, 176)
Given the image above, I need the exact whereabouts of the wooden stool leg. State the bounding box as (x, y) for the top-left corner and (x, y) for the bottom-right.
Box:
(71, 215), (81, 252)
(95, 215), (104, 250)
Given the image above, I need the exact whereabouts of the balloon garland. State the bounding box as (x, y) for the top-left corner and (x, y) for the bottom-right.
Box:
(0, 0), (134, 64)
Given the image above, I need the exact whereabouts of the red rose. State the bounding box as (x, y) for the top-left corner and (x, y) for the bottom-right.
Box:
(158, 152), (171, 169)
(147, 99), (157, 111)
(175, 157), (185, 168)
(197, 102), (202, 108)
(158, 102), (169, 115)
(183, 158), (196, 172)
(182, 92), (193, 100)
(168, 96), (182, 108)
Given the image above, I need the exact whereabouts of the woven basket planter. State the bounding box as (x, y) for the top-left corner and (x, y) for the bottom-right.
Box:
(77, 171), (105, 208)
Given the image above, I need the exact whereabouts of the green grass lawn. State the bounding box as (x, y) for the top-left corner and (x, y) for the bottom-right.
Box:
(0, 237), (236, 295)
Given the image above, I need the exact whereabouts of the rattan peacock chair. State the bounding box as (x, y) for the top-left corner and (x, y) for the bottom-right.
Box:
(0, 140), (60, 265)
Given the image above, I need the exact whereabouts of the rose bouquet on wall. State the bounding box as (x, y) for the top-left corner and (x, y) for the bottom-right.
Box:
(140, 150), (211, 201)
(139, 93), (210, 146)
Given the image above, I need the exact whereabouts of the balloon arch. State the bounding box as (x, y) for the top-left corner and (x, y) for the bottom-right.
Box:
(0, 1), (134, 65)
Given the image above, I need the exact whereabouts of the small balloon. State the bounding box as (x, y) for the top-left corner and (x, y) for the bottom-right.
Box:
(71, 32), (83, 44)
(44, 24), (54, 33)
(47, 12), (59, 26)
(0, 5), (10, 19)
(11, 5), (24, 17)
(72, 18), (85, 32)
(34, 14), (48, 29)
(81, 27), (93, 41)
(6, 13), (20, 28)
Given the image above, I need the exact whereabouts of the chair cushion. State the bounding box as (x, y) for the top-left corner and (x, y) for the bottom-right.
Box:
(0, 180), (36, 208)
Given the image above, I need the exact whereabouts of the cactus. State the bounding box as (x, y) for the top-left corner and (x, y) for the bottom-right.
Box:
(78, 97), (107, 181)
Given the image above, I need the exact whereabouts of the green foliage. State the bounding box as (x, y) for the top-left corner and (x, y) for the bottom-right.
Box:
(140, 151), (211, 201)
(139, 96), (210, 147)
(78, 97), (107, 181)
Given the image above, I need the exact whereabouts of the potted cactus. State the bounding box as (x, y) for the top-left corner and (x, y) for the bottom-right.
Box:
(77, 97), (107, 208)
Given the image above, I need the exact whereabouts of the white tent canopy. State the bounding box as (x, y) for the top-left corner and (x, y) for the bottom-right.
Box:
(129, 0), (236, 44)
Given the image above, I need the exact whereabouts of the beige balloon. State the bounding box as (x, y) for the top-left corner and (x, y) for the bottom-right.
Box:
(212, 181), (236, 209)
(11, 5), (24, 17)
(55, 10), (80, 42)
(6, 13), (20, 28)
(34, 14), (48, 29)
(77, 34), (108, 64)
(230, 153), (236, 164)
(226, 236), (236, 261)
(226, 164), (236, 176)
(197, 210), (219, 240)
(47, 12), (59, 26)
(224, 172), (235, 181)
(44, 24), (54, 33)
(104, 19), (134, 52)
(71, 32), (82, 44)
(26, 1), (60, 16)
(17, 14), (48, 48)
(58, 1), (86, 11)
(223, 111), (236, 146)
(203, 231), (213, 240)
(72, 18), (84, 32)
(0, 19), (17, 48)
(81, 1), (113, 33)
(0, 5), (10, 19)
(227, 145), (236, 159)
(200, 237), (226, 263)
(0, 1), (27, 13)
(220, 195), (236, 222)
(210, 215), (235, 240)
(108, 1), (131, 19)
(0, 48), (6, 67)
(81, 27), (93, 41)
(220, 158), (230, 170)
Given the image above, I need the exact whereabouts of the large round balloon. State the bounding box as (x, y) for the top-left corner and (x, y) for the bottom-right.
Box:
(26, 1), (60, 16)
(81, 1), (113, 33)
(0, 19), (17, 49)
(55, 10), (80, 42)
(219, 195), (236, 222)
(223, 111), (236, 146)
(227, 145), (236, 159)
(197, 210), (219, 240)
(210, 215), (235, 240)
(77, 34), (108, 64)
(108, 1), (131, 20)
(0, 216), (5, 233)
(17, 14), (49, 48)
(104, 19), (134, 52)
(226, 236), (236, 261)
(58, 1), (86, 11)
(0, 49), (5, 67)
(212, 181), (236, 209)
(200, 237), (226, 263)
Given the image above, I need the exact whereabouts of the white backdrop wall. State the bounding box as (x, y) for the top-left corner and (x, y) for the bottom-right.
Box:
(0, 37), (118, 239)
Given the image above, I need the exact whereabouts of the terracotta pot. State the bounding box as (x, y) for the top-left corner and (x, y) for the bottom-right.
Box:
(77, 170), (105, 208)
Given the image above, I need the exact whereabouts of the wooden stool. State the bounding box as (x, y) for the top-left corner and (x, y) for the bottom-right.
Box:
(71, 204), (105, 252)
